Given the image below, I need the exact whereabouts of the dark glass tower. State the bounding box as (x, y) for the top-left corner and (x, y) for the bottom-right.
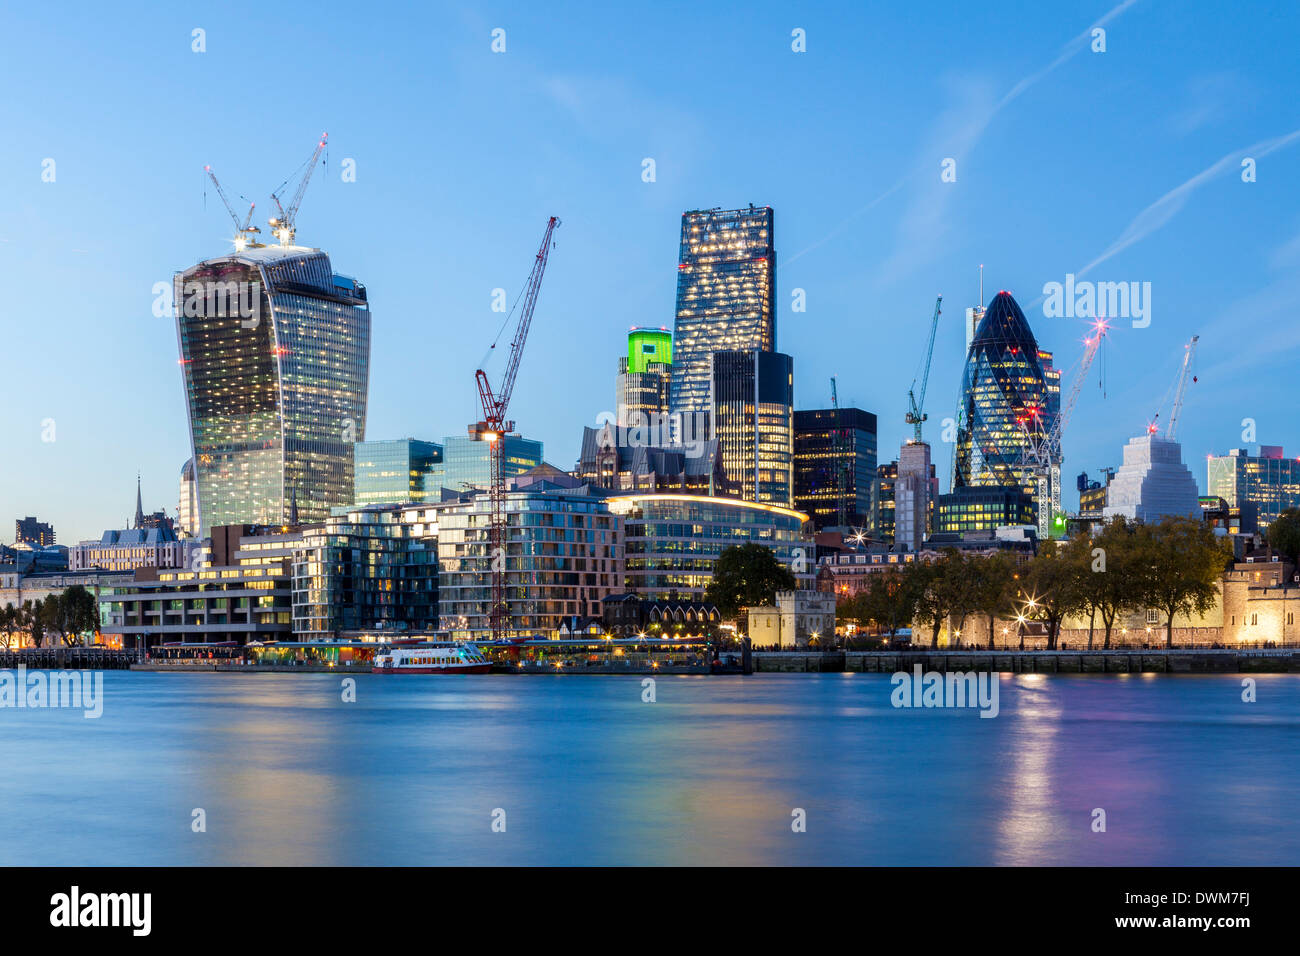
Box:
(711, 350), (793, 505)
(670, 206), (776, 419)
(953, 291), (1056, 498)
(176, 245), (370, 536)
(793, 408), (878, 530)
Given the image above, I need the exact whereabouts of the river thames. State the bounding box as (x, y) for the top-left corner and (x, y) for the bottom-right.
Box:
(2, 672), (1296, 866)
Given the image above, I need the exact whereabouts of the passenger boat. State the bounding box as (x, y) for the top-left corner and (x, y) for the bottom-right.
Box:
(372, 643), (493, 675)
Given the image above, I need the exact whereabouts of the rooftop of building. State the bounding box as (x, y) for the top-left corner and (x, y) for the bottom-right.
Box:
(83, 527), (179, 547)
(607, 492), (808, 523)
(970, 290), (1040, 354)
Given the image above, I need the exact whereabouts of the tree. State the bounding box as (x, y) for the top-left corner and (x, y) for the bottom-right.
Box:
(704, 543), (797, 624)
(39, 586), (100, 647)
(1075, 517), (1142, 648)
(23, 599), (45, 648)
(1265, 508), (1300, 564)
(941, 551), (979, 646)
(910, 550), (971, 648)
(1132, 517), (1231, 647)
(0, 604), (19, 650)
(908, 560), (944, 648)
(1019, 539), (1089, 649)
(968, 551), (1018, 648)
(836, 591), (867, 645)
(858, 566), (918, 640)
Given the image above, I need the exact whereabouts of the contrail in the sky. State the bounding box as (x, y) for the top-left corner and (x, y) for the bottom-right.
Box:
(1074, 128), (1300, 280)
(781, 0), (1141, 271)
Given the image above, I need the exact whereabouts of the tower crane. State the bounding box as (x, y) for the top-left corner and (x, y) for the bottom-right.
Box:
(905, 296), (943, 443)
(1165, 335), (1199, 441)
(204, 165), (260, 250)
(268, 132), (328, 245)
(830, 377), (849, 529)
(1019, 318), (1109, 537)
(470, 216), (561, 641)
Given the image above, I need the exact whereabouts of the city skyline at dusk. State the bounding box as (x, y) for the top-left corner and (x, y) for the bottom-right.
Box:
(4, 1), (1299, 544)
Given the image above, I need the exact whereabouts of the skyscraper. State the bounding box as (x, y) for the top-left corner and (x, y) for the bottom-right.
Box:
(176, 245), (370, 536)
(178, 459), (198, 538)
(953, 291), (1057, 504)
(669, 206), (776, 420)
(711, 349), (794, 505)
(14, 517), (55, 546)
(1207, 446), (1300, 528)
(895, 441), (937, 552)
(616, 328), (672, 428)
(353, 439), (444, 506)
(436, 434), (543, 494)
(792, 407), (877, 531)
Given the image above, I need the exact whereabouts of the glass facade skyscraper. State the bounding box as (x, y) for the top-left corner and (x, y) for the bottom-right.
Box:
(711, 350), (794, 506)
(435, 435), (543, 494)
(353, 439), (444, 506)
(792, 408), (878, 531)
(669, 206), (776, 419)
(953, 291), (1057, 503)
(1207, 446), (1300, 528)
(176, 245), (370, 536)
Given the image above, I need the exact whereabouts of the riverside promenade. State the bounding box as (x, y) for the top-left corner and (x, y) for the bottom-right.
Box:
(754, 647), (1300, 674)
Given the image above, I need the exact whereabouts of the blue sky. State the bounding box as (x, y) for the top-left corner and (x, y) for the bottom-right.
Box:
(3, 0), (1298, 542)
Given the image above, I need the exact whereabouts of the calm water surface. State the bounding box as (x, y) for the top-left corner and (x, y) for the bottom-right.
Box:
(2, 671), (1297, 865)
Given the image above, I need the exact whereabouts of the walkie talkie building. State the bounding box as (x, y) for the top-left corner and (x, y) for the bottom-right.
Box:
(175, 245), (370, 536)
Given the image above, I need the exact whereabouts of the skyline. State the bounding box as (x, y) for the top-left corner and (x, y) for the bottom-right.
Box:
(4, 1), (1300, 542)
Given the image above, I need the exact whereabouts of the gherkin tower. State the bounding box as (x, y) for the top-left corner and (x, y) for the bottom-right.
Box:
(953, 291), (1057, 498)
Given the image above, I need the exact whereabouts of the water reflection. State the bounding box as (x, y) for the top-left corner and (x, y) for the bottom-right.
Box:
(1, 672), (1297, 865)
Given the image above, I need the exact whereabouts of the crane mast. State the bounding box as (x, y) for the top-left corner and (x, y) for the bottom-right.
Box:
(1019, 318), (1109, 537)
(204, 165), (260, 250)
(470, 216), (561, 641)
(268, 132), (328, 245)
(905, 296), (943, 442)
(1166, 335), (1199, 441)
(830, 377), (849, 529)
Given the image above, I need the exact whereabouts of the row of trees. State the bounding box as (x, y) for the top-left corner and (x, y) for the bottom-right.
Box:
(0, 586), (100, 649)
(840, 516), (1231, 649)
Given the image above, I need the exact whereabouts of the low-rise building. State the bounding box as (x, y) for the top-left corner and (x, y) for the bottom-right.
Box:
(748, 590), (836, 648)
(815, 549), (921, 598)
(100, 525), (304, 650)
(601, 593), (721, 637)
(609, 493), (812, 601)
(68, 527), (198, 572)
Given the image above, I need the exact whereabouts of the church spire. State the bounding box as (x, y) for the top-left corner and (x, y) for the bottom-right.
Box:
(134, 473), (145, 529)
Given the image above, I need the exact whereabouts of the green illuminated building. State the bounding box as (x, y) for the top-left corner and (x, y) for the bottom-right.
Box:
(626, 328), (672, 373)
(616, 328), (673, 427)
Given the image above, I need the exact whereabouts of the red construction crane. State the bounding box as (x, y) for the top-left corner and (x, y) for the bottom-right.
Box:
(470, 215), (561, 640)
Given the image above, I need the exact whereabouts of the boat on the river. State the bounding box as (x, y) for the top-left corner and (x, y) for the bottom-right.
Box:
(372, 643), (492, 674)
